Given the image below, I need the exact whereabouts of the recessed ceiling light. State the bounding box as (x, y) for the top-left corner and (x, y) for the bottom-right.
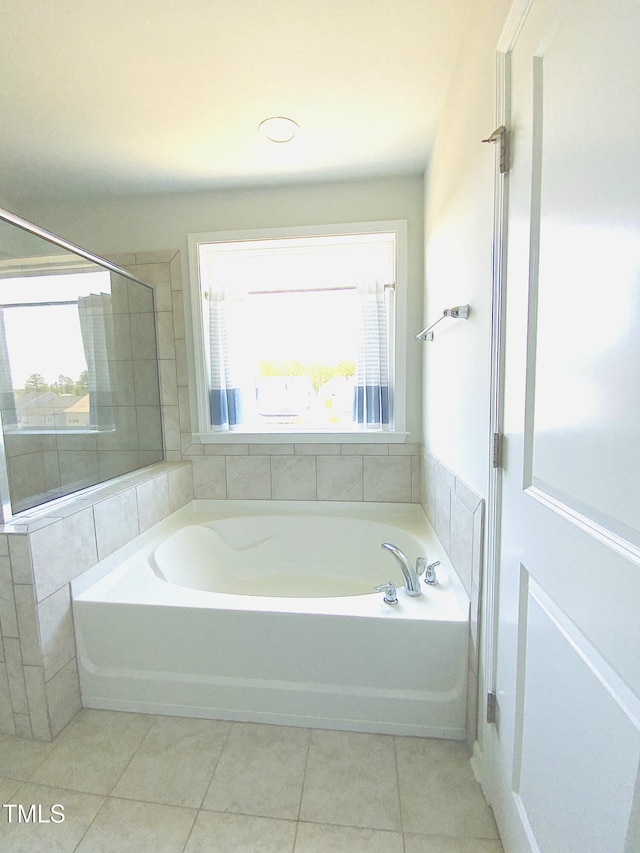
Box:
(258, 116), (300, 143)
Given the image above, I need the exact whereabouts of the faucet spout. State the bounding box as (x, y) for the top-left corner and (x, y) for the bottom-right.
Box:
(380, 543), (422, 597)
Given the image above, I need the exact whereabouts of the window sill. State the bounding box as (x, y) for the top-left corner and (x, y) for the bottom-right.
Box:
(194, 430), (412, 445)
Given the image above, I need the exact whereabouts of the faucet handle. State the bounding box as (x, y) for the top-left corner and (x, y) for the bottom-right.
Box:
(374, 581), (398, 605)
(424, 560), (441, 586)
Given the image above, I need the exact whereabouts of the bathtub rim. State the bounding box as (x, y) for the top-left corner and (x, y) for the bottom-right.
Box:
(72, 499), (470, 621)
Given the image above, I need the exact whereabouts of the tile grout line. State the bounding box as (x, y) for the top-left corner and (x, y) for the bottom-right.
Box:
(296, 726), (314, 824)
(291, 724), (313, 849)
(196, 718), (234, 811)
(392, 734), (408, 853)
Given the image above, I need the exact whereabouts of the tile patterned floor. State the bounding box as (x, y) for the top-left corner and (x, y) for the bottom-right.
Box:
(0, 710), (504, 852)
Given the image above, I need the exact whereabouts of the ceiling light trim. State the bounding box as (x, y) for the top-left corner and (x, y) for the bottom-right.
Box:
(258, 116), (300, 143)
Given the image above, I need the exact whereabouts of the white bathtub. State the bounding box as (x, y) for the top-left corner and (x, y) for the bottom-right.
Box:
(72, 500), (470, 738)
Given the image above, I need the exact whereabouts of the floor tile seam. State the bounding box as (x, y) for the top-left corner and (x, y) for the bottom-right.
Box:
(295, 817), (404, 835)
(197, 807), (299, 826)
(197, 801), (304, 822)
(69, 792), (110, 853)
(101, 713), (180, 799)
(294, 725), (313, 821)
(94, 793), (200, 813)
(391, 734), (405, 831)
(295, 812), (403, 833)
(7, 744), (58, 782)
(7, 777), (108, 801)
(176, 806), (200, 853)
(68, 797), (199, 853)
(401, 829), (501, 841)
(104, 739), (149, 798)
(195, 719), (235, 811)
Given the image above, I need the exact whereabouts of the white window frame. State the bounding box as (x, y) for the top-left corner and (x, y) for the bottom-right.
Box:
(187, 220), (408, 444)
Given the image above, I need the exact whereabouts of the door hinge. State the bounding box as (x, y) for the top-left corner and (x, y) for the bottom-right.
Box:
(492, 433), (503, 469)
(487, 691), (498, 725)
(482, 125), (509, 174)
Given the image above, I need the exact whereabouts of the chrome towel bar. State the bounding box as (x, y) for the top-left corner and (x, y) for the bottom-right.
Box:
(415, 304), (471, 341)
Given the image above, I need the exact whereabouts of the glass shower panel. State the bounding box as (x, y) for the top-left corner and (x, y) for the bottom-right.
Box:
(0, 212), (163, 515)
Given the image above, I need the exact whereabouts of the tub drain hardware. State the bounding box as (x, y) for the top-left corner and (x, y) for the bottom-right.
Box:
(374, 581), (398, 605)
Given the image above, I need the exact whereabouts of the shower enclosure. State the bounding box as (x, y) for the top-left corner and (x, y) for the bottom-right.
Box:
(0, 208), (163, 519)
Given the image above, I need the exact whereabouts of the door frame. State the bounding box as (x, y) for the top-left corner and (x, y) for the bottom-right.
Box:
(475, 0), (534, 805)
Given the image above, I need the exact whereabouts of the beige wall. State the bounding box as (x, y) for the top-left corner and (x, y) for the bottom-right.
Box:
(422, 0), (512, 498)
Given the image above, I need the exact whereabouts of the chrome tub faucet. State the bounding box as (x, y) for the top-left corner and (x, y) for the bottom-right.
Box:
(380, 542), (423, 597)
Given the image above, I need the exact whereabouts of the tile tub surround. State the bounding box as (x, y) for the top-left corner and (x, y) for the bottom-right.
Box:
(0, 709), (504, 852)
(107, 250), (187, 463)
(191, 443), (423, 503)
(420, 450), (485, 753)
(0, 462), (193, 741)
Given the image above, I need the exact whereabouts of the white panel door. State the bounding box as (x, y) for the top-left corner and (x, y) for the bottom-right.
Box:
(492, 0), (640, 850)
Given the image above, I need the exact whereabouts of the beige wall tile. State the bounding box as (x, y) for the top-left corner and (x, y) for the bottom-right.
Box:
(389, 442), (421, 456)
(45, 658), (82, 738)
(363, 456), (412, 502)
(192, 457), (227, 499)
(294, 443), (340, 455)
(271, 456), (317, 500)
(93, 488), (139, 560)
(38, 586), (75, 681)
(450, 495), (474, 596)
(156, 312), (177, 359)
(23, 665), (51, 740)
(226, 456), (271, 500)
(133, 360), (160, 406)
(162, 405), (181, 453)
(204, 444), (248, 455)
(435, 477), (451, 553)
(14, 584), (41, 666)
(0, 662), (16, 734)
(129, 312), (157, 360)
(250, 444), (294, 455)
(7, 535), (33, 583)
(136, 474), (170, 532)
(14, 713), (32, 738)
(172, 290), (185, 339)
(316, 456), (363, 501)
(0, 557), (18, 638)
(159, 359), (179, 405)
(30, 509), (97, 602)
(4, 637), (28, 715)
(340, 443), (388, 456)
(132, 262), (173, 310)
(168, 463), (194, 512)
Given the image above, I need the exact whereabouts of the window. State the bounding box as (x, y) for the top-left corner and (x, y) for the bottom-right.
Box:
(0, 267), (114, 433)
(189, 221), (407, 438)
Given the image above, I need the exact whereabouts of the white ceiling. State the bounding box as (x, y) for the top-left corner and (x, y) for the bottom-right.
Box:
(0, 0), (471, 203)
